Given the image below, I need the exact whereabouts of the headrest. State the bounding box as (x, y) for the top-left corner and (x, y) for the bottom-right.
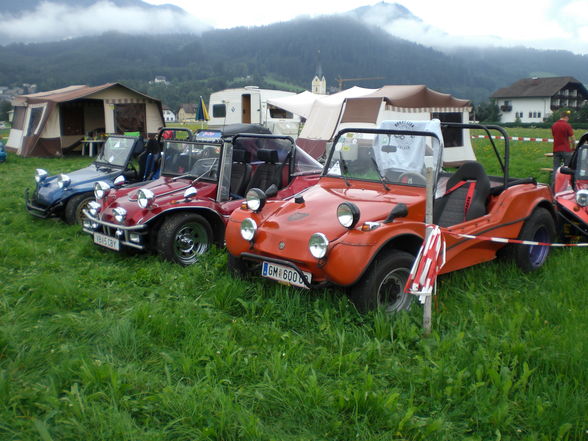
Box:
(447, 161), (490, 189)
(232, 149), (250, 163)
(256, 149), (279, 163)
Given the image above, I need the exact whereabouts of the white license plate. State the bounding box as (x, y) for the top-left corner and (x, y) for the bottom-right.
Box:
(261, 261), (311, 289)
(94, 232), (120, 251)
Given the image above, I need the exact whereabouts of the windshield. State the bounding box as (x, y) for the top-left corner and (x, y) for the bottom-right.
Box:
(161, 140), (221, 180)
(96, 136), (135, 167)
(293, 145), (323, 175)
(325, 122), (443, 186)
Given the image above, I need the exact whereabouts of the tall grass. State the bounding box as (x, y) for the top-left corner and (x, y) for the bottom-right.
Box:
(0, 136), (587, 440)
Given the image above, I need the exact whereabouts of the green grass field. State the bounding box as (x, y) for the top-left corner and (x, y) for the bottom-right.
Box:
(0, 132), (587, 440)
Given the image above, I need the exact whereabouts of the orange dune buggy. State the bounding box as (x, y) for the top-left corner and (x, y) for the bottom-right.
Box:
(225, 120), (556, 312)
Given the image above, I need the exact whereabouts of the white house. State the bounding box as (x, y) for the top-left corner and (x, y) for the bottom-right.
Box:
(162, 106), (176, 123)
(491, 76), (588, 123)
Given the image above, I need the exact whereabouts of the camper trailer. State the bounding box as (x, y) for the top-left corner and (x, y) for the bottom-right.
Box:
(207, 87), (302, 137)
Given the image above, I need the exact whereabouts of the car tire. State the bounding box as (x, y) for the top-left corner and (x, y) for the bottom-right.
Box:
(348, 250), (415, 313)
(64, 193), (95, 225)
(512, 207), (556, 272)
(157, 213), (213, 266)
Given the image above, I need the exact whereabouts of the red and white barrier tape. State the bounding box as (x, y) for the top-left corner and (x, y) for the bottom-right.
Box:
(446, 231), (588, 247)
(471, 135), (554, 143)
(405, 225), (446, 299)
(405, 226), (588, 299)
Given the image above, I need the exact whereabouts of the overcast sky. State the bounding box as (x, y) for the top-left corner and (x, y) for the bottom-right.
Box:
(144, 0), (588, 55)
(1, 0), (586, 55)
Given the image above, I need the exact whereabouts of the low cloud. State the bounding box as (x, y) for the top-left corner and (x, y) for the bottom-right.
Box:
(354, 1), (587, 55)
(0, 1), (210, 44)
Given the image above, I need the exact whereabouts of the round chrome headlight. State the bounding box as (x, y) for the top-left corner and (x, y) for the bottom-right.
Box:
(94, 181), (111, 200)
(309, 232), (329, 259)
(34, 168), (48, 183)
(113, 207), (127, 223)
(240, 218), (257, 241)
(576, 189), (588, 207)
(337, 202), (360, 229)
(113, 175), (126, 187)
(246, 188), (267, 212)
(57, 174), (71, 189)
(87, 201), (101, 217)
(137, 188), (155, 209)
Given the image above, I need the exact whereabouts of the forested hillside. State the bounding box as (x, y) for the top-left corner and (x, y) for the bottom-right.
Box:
(1, 16), (586, 110)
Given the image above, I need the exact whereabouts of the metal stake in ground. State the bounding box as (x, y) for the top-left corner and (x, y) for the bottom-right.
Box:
(423, 166), (434, 336)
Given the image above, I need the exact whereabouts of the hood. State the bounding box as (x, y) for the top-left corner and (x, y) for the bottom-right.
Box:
(259, 177), (426, 241)
(99, 176), (218, 224)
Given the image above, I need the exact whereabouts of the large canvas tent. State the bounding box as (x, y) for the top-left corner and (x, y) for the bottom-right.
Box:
(276, 85), (474, 166)
(7, 83), (164, 157)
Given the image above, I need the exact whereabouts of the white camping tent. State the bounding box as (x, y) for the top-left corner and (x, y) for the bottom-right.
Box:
(293, 85), (474, 166)
(7, 83), (164, 157)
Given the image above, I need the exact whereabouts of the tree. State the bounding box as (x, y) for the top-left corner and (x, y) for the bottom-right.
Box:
(475, 101), (500, 122)
(0, 100), (12, 122)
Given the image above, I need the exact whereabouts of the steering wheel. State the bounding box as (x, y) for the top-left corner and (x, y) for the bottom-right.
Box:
(398, 171), (426, 185)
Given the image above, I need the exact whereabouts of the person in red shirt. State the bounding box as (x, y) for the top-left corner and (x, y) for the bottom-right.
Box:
(551, 110), (575, 182)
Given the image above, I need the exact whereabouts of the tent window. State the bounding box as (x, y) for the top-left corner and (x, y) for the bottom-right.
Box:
(27, 107), (44, 136)
(114, 103), (146, 135)
(431, 112), (463, 147)
(213, 104), (226, 118)
(268, 105), (293, 119)
(12, 106), (26, 130)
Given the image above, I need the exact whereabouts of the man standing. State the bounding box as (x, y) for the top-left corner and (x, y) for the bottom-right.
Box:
(551, 110), (575, 180)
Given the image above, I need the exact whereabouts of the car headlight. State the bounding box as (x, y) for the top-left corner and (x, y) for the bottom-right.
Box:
(87, 201), (101, 217)
(309, 232), (329, 259)
(240, 218), (257, 241)
(94, 181), (111, 200)
(246, 188), (267, 212)
(113, 207), (127, 223)
(337, 202), (360, 229)
(114, 175), (125, 187)
(576, 189), (588, 207)
(57, 174), (71, 189)
(183, 187), (197, 199)
(137, 188), (155, 209)
(34, 168), (48, 183)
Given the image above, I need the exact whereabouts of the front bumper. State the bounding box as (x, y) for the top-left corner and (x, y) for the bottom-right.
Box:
(24, 188), (62, 219)
(239, 251), (329, 289)
(82, 210), (149, 250)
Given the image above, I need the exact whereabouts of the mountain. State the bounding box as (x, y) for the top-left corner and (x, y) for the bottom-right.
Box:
(0, 3), (586, 111)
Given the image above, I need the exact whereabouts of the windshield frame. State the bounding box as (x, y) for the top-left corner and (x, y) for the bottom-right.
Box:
(94, 135), (137, 168)
(160, 139), (223, 181)
(323, 127), (443, 189)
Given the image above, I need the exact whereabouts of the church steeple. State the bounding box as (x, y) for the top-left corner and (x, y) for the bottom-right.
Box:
(312, 50), (326, 95)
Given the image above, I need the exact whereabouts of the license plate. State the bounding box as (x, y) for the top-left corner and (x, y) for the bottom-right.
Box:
(261, 261), (311, 289)
(94, 232), (120, 251)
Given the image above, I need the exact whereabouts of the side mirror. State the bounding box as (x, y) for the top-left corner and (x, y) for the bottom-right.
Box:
(264, 184), (278, 198)
(383, 203), (408, 223)
(560, 166), (574, 175)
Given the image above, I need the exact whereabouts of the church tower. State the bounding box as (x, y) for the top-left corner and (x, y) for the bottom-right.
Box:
(311, 52), (326, 95)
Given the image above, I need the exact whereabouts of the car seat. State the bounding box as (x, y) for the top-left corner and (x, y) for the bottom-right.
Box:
(230, 149), (252, 197)
(246, 149), (283, 193)
(433, 161), (490, 227)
